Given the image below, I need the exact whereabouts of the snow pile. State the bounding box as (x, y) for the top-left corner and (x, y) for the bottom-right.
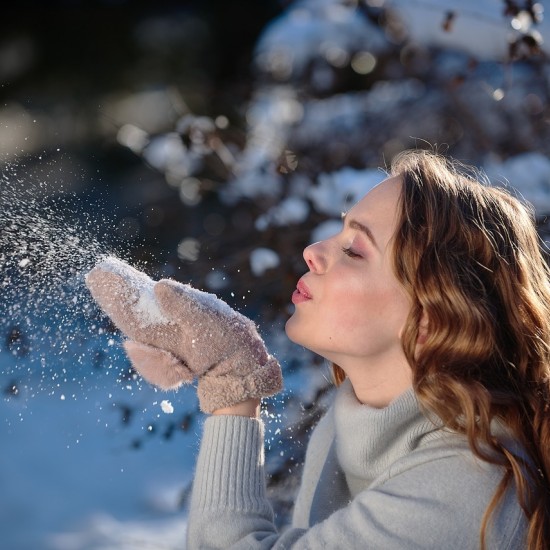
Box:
(309, 167), (385, 216)
(485, 152), (550, 213)
(387, 0), (550, 60)
(250, 248), (280, 277)
(255, 0), (390, 82)
(255, 196), (310, 230)
(222, 87), (297, 202)
(311, 219), (343, 242)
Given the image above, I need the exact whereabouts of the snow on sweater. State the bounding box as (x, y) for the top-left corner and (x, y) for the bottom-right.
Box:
(187, 379), (527, 549)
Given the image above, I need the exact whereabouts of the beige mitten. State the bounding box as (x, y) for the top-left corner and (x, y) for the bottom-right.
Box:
(85, 257), (282, 412)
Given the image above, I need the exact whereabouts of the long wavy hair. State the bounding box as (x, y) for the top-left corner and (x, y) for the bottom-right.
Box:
(332, 149), (550, 548)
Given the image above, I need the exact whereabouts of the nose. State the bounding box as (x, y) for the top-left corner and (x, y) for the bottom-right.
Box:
(303, 241), (326, 273)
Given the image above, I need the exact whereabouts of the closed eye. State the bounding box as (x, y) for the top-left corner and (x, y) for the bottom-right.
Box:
(342, 246), (362, 259)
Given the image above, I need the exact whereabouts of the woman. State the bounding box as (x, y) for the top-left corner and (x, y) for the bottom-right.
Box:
(86, 150), (550, 549)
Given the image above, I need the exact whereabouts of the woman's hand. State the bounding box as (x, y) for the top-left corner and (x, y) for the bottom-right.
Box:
(86, 256), (282, 413)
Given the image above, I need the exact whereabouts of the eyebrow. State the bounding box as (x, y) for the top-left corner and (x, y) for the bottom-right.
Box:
(341, 212), (379, 249)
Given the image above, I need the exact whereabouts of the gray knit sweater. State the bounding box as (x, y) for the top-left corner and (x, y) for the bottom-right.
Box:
(187, 380), (527, 549)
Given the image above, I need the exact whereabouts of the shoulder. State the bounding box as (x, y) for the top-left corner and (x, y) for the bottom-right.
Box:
(291, 432), (527, 550)
(366, 431), (527, 548)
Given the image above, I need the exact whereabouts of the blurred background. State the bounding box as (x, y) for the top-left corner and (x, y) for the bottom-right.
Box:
(1, 0), (549, 548)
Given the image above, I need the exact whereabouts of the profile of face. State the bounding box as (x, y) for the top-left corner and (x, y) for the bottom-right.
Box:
(285, 176), (412, 380)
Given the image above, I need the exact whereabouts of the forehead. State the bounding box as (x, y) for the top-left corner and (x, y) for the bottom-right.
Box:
(349, 175), (403, 220)
(346, 176), (403, 246)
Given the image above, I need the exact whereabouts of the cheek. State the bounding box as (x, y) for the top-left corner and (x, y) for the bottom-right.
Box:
(336, 280), (410, 336)
(321, 279), (377, 328)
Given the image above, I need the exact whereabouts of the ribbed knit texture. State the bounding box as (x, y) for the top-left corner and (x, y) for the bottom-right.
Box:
(192, 414), (273, 518)
(187, 381), (527, 549)
(333, 380), (440, 494)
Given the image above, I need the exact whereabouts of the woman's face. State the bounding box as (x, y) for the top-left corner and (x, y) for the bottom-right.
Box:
(285, 176), (412, 373)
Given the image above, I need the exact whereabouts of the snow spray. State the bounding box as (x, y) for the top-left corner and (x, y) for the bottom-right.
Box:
(0, 158), (132, 401)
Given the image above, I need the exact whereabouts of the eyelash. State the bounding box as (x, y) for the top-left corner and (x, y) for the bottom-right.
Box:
(342, 246), (362, 259)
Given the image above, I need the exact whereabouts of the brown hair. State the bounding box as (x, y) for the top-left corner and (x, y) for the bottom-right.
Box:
(334, 150), (550, 548)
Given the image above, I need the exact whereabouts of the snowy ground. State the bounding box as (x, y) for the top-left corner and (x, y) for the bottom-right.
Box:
(0, 330), (197, 550)
(0, 299), (315, 550)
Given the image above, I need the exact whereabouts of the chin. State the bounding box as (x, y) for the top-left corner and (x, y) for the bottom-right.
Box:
(284, 316), (311, 348)
(284, 317), (300, 343)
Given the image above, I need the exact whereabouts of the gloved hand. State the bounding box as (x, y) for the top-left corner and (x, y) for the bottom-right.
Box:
(85, 256), (282, 412)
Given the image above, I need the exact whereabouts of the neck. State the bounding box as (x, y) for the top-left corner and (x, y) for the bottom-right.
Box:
(338, 355), (413, 408)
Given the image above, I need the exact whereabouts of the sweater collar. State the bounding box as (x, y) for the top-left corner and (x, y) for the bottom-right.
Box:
(333, 379), (439, 494)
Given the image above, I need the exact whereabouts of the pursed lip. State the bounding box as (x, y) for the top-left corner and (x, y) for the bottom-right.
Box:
(296, 279), (312, 299)
(290, 277), (313, 305)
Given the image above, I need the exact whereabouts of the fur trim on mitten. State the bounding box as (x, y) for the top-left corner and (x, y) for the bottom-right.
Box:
(197, 355), (282, 413)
